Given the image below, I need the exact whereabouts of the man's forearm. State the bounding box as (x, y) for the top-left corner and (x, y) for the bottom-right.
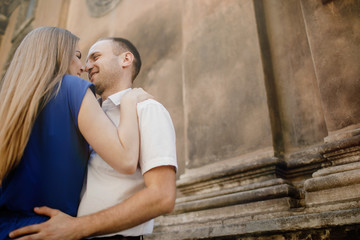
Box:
(77, 190), (156, 237)
(76, 166), (176, 238)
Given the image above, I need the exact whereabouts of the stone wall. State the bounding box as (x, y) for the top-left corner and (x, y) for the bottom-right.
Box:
(0, 0), (359, 239)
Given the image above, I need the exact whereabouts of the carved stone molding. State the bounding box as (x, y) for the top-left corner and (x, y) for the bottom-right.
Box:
(174, 155), (301, 213)
(175, 178), (300, 214)
(177, 157), (286, 194)
(304, 135), (360, 209)
(150, 137), (360, 239)
(149, 209), (360, 240)
(86, 0), (121, 18)
(320, 135), (360, 166)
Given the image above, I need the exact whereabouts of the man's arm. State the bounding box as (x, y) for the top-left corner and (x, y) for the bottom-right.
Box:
(78, 165), (176, 237)
(9, 165), (176, 240)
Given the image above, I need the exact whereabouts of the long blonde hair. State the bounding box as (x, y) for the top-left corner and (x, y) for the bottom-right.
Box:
(0, 27), (79, 183)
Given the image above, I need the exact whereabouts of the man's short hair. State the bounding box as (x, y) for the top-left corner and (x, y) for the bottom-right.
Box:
(100, 37), (141, 81)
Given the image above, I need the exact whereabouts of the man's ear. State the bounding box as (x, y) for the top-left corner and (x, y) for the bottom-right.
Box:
(121, 52), (134, 68)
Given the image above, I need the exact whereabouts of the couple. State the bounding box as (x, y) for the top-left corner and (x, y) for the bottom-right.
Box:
(0, 27), (177, 240)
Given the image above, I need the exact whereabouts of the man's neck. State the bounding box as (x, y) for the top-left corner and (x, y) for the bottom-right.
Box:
(101, 83), (132, 101)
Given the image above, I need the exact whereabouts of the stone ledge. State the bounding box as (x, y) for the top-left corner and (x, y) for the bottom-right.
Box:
(313, 161), (360, 177)
(178, 149), (276, 187)
(175, 182), (299, 213)
(176, 178), (288, 204)
(304, 168), (360, 192)
(305, 183), (360, 207)
(155, 198), (302, 232)
(320, 135), (360, 166)
(177, 156), (284, 196)
(147, 208), (360, 240)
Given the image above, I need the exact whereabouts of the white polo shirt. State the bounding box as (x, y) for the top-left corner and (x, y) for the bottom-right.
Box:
(77, 89), (177, 237)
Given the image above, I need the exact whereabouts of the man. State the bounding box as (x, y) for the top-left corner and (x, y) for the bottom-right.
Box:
(9, 38), (177, 240)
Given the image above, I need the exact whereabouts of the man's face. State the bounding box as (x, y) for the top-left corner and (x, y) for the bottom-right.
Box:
(85, 40), (122, 96)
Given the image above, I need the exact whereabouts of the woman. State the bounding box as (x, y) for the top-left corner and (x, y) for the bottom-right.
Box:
(0, 27), (150, 239)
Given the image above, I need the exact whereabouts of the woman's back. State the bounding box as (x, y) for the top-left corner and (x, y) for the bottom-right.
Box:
(0, 75), (94, 237)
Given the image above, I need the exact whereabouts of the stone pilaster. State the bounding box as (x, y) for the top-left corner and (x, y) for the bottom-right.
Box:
(300, 0), (360, 135)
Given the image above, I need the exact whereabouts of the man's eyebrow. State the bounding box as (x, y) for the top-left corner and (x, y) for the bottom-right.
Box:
(86, 52), (97, 63)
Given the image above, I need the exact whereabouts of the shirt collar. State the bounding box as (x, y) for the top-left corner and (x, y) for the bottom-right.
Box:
(102, 88), (132, 107)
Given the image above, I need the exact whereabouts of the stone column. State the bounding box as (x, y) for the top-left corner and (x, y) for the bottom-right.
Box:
(301, 0), (360, 223)
(254, 0), (328, 156)
(300, 0), (360, 142)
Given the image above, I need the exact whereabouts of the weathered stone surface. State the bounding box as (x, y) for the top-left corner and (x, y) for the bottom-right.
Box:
(159, 197), (298, 229)
(177, 156), (282, 196)
(303, 136), (360, 208)
(320, 135), (360, 166)
(175, 182), (299, 214)
(254, 0), (327, 154)
(305, 183), (360, 207)
(147, 208), (360, 240)
(300, 0), (360, 133)
(85, 0), (121, 17)
(182, 0), (272, 168)
(198, 224), (360, 240)
(305, 169), (360, 192)
(313, 161), (360, 177)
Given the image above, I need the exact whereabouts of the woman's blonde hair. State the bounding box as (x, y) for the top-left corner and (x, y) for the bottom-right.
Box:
(0, 26), (79, 183)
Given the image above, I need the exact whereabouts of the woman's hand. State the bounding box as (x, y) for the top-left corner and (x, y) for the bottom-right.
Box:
(122, 88), (154, 104)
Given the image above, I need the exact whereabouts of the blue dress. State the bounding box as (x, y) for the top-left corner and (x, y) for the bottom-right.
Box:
(0, 75), (95, 239)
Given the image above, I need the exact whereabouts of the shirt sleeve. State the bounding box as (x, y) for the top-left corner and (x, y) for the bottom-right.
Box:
(62, 74), (95, 128)
(137, 99), (178, 174)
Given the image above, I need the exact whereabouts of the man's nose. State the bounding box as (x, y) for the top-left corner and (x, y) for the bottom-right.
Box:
(85, 62), (93, 73)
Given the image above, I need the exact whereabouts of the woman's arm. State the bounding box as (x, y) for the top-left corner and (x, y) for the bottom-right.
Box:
(77, 88), (151, 174)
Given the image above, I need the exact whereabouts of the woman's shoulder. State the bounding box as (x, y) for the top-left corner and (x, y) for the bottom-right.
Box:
(62, 74), (91, 86)
(61, 74), (94, 92)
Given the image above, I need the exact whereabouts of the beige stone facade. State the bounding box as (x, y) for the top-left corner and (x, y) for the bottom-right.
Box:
(0, 0), (360, 239)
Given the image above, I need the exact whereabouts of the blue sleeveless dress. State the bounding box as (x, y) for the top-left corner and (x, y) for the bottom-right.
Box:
(0, 75), (95, 239)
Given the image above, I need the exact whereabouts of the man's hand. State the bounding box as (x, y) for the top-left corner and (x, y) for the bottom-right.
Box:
(9, 207), (81, 240)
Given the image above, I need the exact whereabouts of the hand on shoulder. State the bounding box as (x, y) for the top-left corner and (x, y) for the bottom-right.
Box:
(123, 88), (154, 104)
